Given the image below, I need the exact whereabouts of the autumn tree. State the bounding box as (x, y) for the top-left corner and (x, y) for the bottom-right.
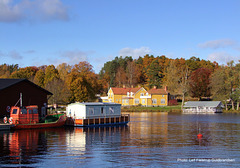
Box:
(44, 65), (60, 86)
(186, 56), (200, 71)
(115, 66), (127, 87)
(45, 78), (70, 105)
(57, 63), (72, 82)
(34, 69), (45, 88)
(189, 67), (212, 99)
(164, 60), (190, 109)
(226, 61), (239, 110)
(210, 66), (230, 110)
(126, 61), (138, 87)
(0, 64), (19, 78)
(135, 57), (146, 84)
(10, 66), (38, 81)
(68, 61), (100, 102)
(146, 59), (163, 88)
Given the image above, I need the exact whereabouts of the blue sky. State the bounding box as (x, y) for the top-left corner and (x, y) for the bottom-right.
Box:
(0, 0), (240, 73)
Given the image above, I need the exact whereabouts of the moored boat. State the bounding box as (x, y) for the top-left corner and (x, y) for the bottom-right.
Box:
(65, 102), (130, 127)
(8, 105), (66, 129)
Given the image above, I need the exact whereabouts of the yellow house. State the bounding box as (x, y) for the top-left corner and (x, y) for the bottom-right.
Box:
(106, 86), (170, 106)
(148, 86), (169, 106)
(108, 87), (147, 106)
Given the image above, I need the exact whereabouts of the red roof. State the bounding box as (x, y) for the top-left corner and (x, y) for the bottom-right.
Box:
(111, 87), (141, 95)
(148, 88), (168, 95)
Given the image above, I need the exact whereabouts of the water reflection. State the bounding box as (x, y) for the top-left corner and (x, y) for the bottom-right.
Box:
(0, 112), (239, 167)
(65, 126), (130, 156)
(0, 128), (67, 165)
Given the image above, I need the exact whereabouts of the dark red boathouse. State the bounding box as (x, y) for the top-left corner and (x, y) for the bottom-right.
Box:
(0, 79), (52, 118)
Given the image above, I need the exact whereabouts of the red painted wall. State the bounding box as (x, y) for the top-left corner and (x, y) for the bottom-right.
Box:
(0, 81), (50, 118)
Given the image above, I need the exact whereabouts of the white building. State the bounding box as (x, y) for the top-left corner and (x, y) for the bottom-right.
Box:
(66, 102), (121, 119)
(183, 101), (223, 113)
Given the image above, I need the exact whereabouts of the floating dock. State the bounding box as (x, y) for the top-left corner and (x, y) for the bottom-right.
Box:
(0, 124), (13, 130)
(65, 102), (130, 127)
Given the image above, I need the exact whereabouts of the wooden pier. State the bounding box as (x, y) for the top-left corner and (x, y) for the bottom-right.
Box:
(0, 124), (13, 130)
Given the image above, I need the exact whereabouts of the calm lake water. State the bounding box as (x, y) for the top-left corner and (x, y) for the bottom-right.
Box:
(0, 112), (240, 168)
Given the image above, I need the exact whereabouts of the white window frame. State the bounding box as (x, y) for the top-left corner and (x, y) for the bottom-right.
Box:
(152, 99), (157, 104)
(109, 107), (114, 113)
(89, 107), (94, 114)
(135, 99), (139, 104)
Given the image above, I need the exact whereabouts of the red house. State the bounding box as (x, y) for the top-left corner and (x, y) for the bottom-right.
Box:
(0, 79), (52, 118)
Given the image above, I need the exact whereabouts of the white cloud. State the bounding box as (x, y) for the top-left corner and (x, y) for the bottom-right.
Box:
(119, 47), (151, 59)
(207, 52), (238, 64)
(50, 50), (96, 66)
(61, 50), (88, 65)
(0, 50), (23, 59)
(0, 0), (22, 22)
(198, 39), (236, 49)
(8, 50), (23, 59)
(0, 0), (69, 23)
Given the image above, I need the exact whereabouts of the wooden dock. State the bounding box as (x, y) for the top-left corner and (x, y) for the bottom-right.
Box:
(0, 124), (13, 130)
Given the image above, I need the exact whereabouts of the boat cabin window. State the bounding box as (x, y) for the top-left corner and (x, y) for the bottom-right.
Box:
(21, 108), (27, 114)
(109, 107), (114, 114)
(101, 107), (104, 114)
(33, 108), (38, 114)
(12, 109), (18, 114)
(89, 108), (94, 114)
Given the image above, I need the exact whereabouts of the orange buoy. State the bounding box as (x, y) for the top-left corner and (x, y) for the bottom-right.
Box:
(197, 133), (203, 139)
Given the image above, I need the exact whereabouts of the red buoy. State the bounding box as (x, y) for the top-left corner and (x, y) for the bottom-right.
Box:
(197, 133), (203, 139)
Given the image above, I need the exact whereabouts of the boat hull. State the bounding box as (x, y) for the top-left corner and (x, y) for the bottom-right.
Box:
(65, 114), (130, 127)
(11, 115), (66, 129)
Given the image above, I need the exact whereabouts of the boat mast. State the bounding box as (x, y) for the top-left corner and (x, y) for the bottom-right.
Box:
(20, 93), (22, 107)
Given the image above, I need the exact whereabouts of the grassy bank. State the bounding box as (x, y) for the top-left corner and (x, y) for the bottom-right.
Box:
(121, 105), (182, 112)
(122, 106), (240, 113)
(223, 109), (240, 113)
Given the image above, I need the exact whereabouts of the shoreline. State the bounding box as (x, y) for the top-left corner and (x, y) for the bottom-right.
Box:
(121, 106), (240, 113)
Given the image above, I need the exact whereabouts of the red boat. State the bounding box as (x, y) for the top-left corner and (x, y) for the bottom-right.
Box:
(9, 105), (66, 129)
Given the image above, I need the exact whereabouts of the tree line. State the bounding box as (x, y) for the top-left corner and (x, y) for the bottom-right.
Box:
(0, 55), (239, 110)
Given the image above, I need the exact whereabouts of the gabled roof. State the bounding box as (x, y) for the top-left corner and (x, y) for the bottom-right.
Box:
(0, 79), (27, 90)
(110, 87), (142, 95)
(184, 101), (222, 107)
(148, 88), (168, 95)
(0, 78), (52, 95)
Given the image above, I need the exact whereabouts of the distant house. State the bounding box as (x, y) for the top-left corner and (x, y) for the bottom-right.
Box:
(148, 86), (169, 106)
(107, 86), (145, 106)
(100, 85), (173, 106)
(183, 101), (223, 113)
(0, 79), (52, 118)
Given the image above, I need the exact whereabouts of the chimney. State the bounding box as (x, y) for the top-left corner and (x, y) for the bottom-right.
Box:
(131, 85), (134, 88)
(153, 86), (157, 89)
(165, 86), (168, 91)
(123, 84), (126, 89)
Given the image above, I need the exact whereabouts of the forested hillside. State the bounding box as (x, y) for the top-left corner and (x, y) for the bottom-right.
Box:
(1, 55), (240, 109)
